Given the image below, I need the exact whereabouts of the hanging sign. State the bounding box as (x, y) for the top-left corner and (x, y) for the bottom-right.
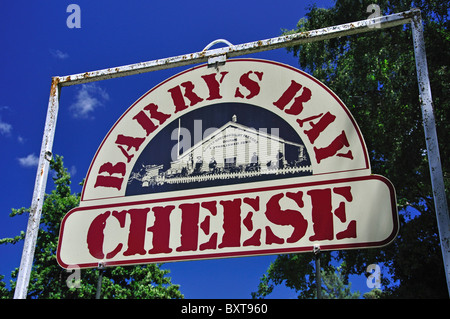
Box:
(57, 59), (398, 269)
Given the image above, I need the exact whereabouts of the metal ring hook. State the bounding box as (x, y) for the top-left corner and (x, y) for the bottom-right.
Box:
(202, 39), (234, 52)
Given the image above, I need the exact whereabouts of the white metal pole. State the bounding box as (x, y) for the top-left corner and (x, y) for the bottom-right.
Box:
(55, 11), (415, 87)
(13, 78), (61, 299)
(411, 12), (450, 297)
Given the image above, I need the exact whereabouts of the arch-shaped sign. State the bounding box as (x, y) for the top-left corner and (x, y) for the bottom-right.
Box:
(57, 59), (398, 269)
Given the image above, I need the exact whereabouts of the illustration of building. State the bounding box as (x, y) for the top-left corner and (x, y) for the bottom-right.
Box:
(169, 115), (306, 175)
(128, 115), (312, 190)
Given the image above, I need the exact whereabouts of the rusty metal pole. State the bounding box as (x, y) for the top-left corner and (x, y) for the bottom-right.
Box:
(13, 78), (61, 299)
(55, 11), (414, 88)
(411, 11), (450, 297)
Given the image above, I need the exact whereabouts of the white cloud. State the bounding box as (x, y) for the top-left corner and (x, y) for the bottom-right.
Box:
(0, 117), (12, 135)
(18, 153), (39, 168)
(0, 107), (12, 136)
(69, 165), (77, 177)
(70, 83), (110, 119)
(50, 49), (69, 60)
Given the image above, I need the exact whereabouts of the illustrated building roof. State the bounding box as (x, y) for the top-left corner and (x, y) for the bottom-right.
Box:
(174, 116), (303, 162)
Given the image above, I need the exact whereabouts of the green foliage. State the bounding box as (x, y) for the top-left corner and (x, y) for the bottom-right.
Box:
(252, 257), (360, 299)
(0, 275), (10, 299)
(320, 263), (360, 299)
(321, 263), (360, 299)
(254, 0), (449, 298)
(252, 253), (333, 299)
(0, 155), (183, 299)
(363, 288), (383, 299)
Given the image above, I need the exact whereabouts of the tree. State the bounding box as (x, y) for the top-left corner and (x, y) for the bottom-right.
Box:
(252, 258), (360, 299)
(0, 155), (183, 299)
(320, 263), (360, 299)
(0, 276), (9, 298)
(363, 288), (383, 299)
(252, 253), (325, 299)
(254, 0), (449, 298)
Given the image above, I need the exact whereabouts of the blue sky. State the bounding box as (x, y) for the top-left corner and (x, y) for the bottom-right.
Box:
(0, 0), (378, 298)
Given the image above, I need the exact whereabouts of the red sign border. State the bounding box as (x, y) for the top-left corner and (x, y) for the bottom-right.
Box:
(57, 174), (398, 269)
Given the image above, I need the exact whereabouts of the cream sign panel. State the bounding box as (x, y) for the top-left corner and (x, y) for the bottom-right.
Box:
(57, 59), (398, 269)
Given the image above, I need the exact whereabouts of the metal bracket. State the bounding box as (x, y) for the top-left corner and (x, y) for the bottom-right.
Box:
(44, 151), (52, 162)
(208, 55), (227, 70)
(313, 244), (321, 255)
(203, 39), (234, 69)
(98, 261), (105, 269)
